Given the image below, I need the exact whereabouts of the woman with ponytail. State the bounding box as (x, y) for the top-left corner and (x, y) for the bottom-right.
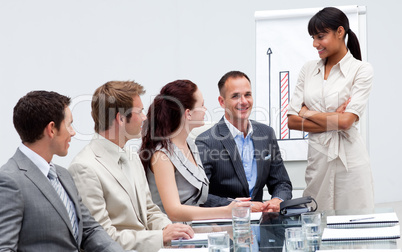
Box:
(288, 7), (374, 211)
(140, 80), (250, 222)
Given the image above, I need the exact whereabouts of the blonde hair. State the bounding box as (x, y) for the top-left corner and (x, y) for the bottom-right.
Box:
(91, 81), (145, 133)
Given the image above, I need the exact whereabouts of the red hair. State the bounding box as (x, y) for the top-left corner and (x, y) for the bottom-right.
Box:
(140, 80), (198, 169)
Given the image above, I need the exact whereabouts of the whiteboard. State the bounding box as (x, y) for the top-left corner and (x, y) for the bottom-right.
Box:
(255, 6), (368, 161)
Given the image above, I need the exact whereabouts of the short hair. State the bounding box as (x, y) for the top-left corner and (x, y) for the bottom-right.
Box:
(13, 90), (71, 143)
(217, 70), (251, 96)
(91, 81), (145, 133)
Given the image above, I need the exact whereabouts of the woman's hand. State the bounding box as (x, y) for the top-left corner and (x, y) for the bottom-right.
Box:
(226, 198), (252, 217)
(298, 105), (309, 118)
(336, 98), (351, 113)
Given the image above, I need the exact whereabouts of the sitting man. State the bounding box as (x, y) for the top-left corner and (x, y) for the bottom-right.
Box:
(69, 81), (194, 252)
(0, 91), (126, 251)
(196, 71), (293, 212)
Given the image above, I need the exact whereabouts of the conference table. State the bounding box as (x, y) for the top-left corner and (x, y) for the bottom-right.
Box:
(168, 208), (400, 251)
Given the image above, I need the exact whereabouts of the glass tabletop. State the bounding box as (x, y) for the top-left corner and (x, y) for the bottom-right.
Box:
(169, 208), (400, 251)
(257, 208), (399, 251)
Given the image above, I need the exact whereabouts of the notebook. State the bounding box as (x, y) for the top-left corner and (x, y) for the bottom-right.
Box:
(321, 225), (401, 242)
(326, 212), (399, 228)
(171, 231), (227, 245)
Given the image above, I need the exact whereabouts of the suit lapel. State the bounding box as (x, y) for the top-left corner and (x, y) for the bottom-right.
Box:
(128, 154), (147, 223)
(90, 140), (145, 225)
(13, 150), (76, 241)
(217, 118), (249, 195)
(250, 121), (265, 198)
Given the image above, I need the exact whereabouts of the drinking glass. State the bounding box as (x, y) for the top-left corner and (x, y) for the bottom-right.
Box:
(301, 212), (321, 251)
(285, 227), (305, 252)
(208, 232), (230, 252)
(232, 206), (251, 252)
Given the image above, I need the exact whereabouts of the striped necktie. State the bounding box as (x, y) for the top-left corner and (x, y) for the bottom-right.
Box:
(48, 164), (79, 242)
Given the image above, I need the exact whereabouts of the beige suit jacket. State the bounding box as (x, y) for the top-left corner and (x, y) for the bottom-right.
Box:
(69, 135), (171, 252)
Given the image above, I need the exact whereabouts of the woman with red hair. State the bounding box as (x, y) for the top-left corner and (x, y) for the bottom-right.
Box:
(141, 80), (249, 222)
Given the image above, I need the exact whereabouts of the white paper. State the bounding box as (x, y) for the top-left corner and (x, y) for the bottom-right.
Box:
(192, 212), (262, 224)
(321, 225), (400, 241)
(159, 248), (208, 252)
(171, 231), (227, 245)
(326, 212), (399, 225)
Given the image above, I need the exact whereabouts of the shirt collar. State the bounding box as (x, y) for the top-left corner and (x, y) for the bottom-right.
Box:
(315, 50), (353, 77)
(223, 116), (253, 138)
(338, 50), (353, 77)
(19, 143), (51, 178)
(93, 133), (127, 164)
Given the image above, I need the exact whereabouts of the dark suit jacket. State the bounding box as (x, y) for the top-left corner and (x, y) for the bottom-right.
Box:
(195, 117), (292, 207)
(0, 149), (125, 252)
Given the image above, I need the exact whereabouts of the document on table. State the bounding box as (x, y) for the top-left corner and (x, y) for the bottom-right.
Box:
(321, 225), (400, 241)
(159, 248), (208, 252)
(171, 231), (227, 245)
(317, 250), (401, 252)
(192, 212), (262, 224)
(326, 212), (399, 228)
(159, 249), (208, 252)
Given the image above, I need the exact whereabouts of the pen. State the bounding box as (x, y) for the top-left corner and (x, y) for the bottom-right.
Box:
(349, 217), (375, 222)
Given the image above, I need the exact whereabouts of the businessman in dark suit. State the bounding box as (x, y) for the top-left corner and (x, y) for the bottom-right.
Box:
(0, 91), (126, 251)
(196, 71), (292, 212)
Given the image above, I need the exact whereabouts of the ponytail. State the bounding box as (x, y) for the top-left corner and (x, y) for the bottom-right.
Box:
(308, 7), (362, 61)
(346, 29), (362, 60)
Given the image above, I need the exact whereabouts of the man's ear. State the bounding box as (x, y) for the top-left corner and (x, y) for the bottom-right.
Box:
(218, 95), (225, 109)
(116, 112), (124, 126)
(44, 121), (56, 138)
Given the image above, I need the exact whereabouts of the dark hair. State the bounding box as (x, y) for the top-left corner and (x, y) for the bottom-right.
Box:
(92, 81), (145, 133)
(13, 91), (71, 143)
(308, 7), (361, 60)
(140, 80), (198, 169)
(218, 71), (251, 96)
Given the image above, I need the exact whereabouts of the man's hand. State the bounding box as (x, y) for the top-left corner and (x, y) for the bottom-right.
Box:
(162, 223), (194, 245)
(261, 198), (282, 212)
(249, 201), (268, 212)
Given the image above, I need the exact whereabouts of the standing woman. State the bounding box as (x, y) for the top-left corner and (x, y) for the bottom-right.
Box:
(287, 7), (374, 211)
(140, 80), (249, 222)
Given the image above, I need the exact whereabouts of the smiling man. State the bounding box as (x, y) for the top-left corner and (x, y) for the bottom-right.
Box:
(0, 91), (125, 251)
(195, 71), (293, 212)
(69, 81), (193, 252)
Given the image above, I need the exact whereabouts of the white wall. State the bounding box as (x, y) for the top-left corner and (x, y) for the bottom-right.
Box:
(1, 0), (401, 204)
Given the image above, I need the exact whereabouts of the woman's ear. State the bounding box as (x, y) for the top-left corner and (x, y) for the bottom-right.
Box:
(337, 26), (345, 38)
(185, 108), (192, 120)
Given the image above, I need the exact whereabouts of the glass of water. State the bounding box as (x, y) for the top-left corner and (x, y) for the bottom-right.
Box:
(301, 212), (321, 251)
(285, 227), (305, 252)
(232, 206), (252, 251)
(208, 232), (230, 252)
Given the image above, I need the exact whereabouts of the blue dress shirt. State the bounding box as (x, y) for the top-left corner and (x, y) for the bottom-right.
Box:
(224, 117), (257, 197)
